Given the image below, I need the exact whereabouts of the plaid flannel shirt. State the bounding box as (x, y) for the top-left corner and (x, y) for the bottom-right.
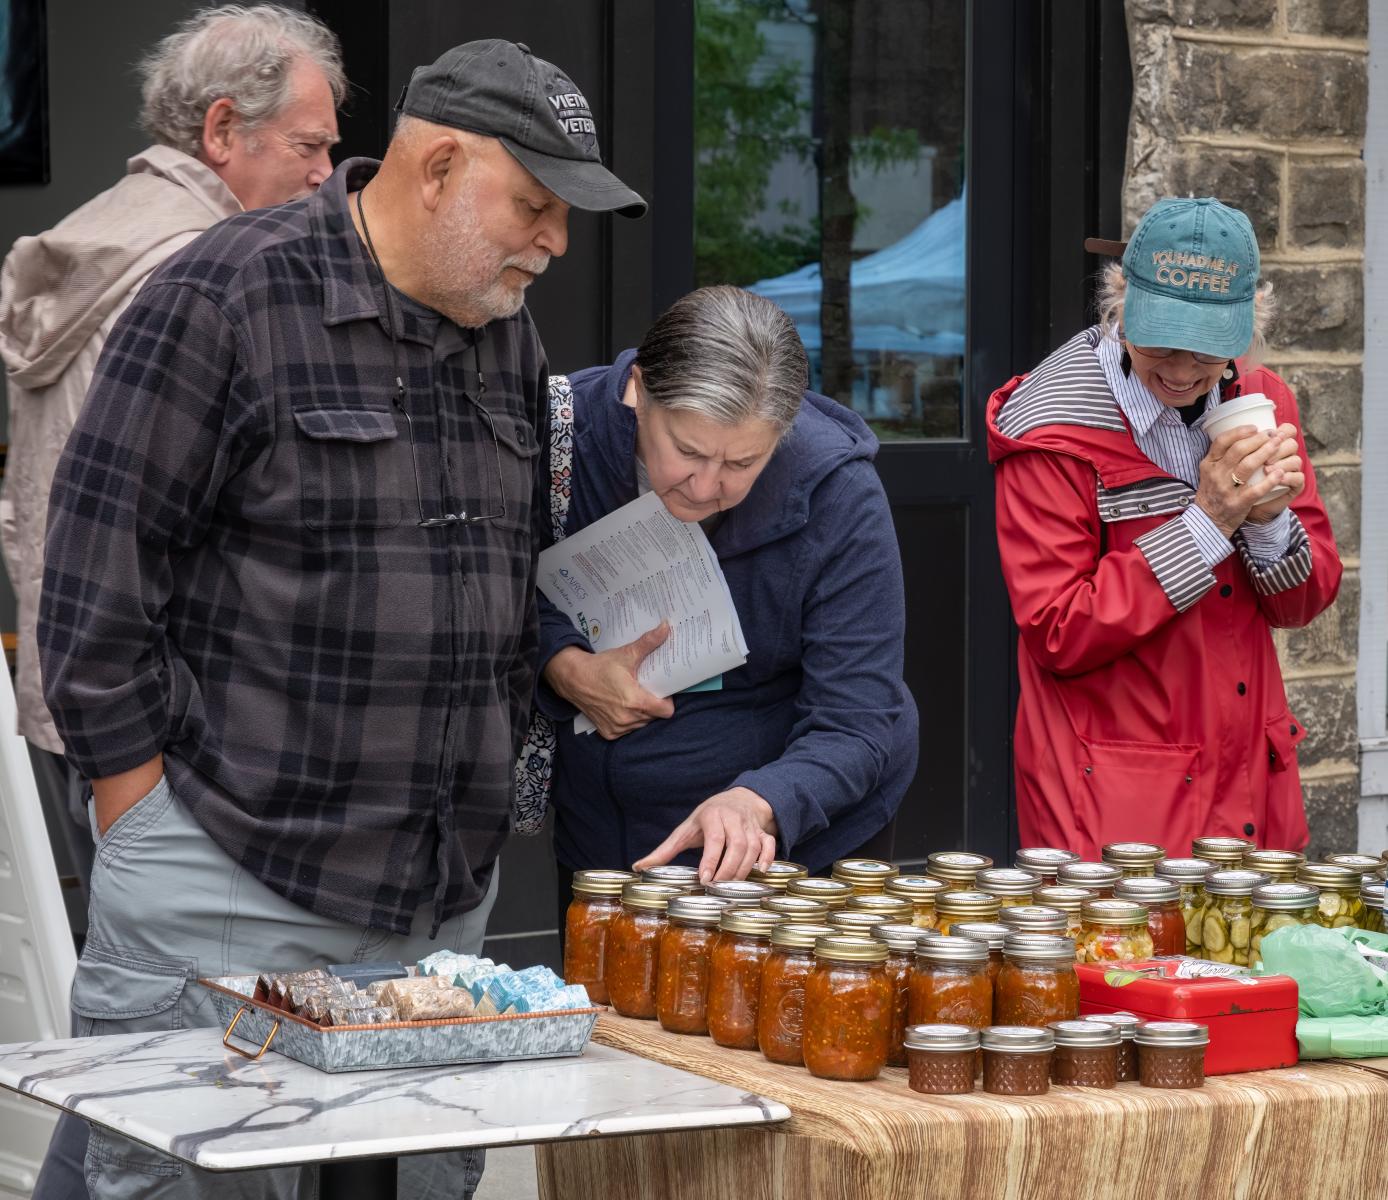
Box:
(39, 159), (548, 934)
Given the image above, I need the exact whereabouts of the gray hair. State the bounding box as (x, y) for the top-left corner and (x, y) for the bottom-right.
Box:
(635, 287), (808, 437)
(138, 5), (346, 157)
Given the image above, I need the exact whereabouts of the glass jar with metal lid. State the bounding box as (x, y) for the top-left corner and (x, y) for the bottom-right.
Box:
(1248, 882), (1319, 969)
(1031, 887), (1093, 938)
(884, 875), (949, 930)
(924, 851), (993, 892)
(1049, 1020), (1121, 1088)
(747, 861), (809, 892)
(1362, 881), (1385, 934)
(999, 906), (1069, 936)
(1113, 877), (1185, 956)
(605, 882), (685, 1018)
(1324, 853), (1386, 880)
(948, 922), (1010, 992)
(994, 933), (1079, 1027)
(786, 876), (854, 910)
(975, 867), (1040, 908)
(1155, 857), (1217, 954)
(982, 1026), (1054, 1095)
(1078, 899), (1155, 963)
(846, 893), (914, 923)
(703, 879), (774, 908)
(655, 895), (731, 1035)
(756, 922), (836, 1066)
(1055, 861), (1123, 897)
(827, 909), (889, 937)
(1135, 1021), (1208, 1089)
(875, 923), (927, 1067)
(1085, 1011), (1140, 1081)
(1241, 849), (1306, 883)
(1014, 847), (1081, 887)
(707, 908), (784, 1050)
(762, 895), (830, 923)
(904, 1024), (979, 1095)
(1296, 862), (1366, 928)
(1101, 841), (1166, 878)
(802, 935), (893, 1080)
(564, 869), (637, 1005)
(935, 889), (1002, 926)
(1202, 869), (1271, 965)
(908, 933), (992, 1032)
(640, 865), (702, 891)
(1191, 836), (1255, 867)
(830, 858), (899, 895)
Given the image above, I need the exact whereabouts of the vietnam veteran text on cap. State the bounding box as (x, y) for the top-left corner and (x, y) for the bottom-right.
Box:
(396, 39), (647, 217)
(1120, 197), (1259, 360)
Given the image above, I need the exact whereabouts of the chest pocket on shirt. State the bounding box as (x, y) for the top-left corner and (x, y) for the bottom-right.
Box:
(292, 405), (406, 530)
(486, 408), (542, 535)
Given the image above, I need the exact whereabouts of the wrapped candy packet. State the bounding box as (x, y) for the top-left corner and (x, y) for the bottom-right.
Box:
(395, 987), (476, 1021)
(326, 1003), (397, 1026)
(268, 970), (332, 1010)
(374, 976), (453, 1007)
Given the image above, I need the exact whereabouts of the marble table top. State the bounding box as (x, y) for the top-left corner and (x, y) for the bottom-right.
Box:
(0, 1029), (790, 1171)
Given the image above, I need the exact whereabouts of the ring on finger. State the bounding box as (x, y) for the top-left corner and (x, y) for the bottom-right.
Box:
(1230, 472), (1245, 488)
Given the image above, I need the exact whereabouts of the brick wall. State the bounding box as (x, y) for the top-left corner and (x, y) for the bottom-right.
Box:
(1123, 0), (1367, 856)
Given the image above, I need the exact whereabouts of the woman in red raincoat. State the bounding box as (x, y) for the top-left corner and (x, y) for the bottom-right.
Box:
(987, 197), (1341, 860)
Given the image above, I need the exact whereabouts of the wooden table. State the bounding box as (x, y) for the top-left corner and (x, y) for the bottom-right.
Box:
(535, 1014), (1388, 1199)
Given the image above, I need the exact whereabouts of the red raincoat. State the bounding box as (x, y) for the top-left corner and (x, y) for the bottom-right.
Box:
(987, 330), (1341, 860)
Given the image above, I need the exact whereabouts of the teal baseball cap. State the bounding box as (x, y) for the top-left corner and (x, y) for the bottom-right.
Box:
(1121, 197), (1259, 359)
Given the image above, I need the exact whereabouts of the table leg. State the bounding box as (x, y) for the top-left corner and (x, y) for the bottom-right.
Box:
(320, 1156), (397, 1200)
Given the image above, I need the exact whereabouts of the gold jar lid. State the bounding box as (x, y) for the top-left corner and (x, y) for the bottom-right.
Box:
(621, 881), (684, 911)
(925, 851), (993, 883)
(1251, 882), (1319, 911)
(872, 922), (928, 952)
(667, 895), (731, 926)
(999, 905), (1069, 933)
(703, 880), (774, 906)
(762, 895), (830, 921)
(916, 934), (989, 964)
(748, 861), (809, 890)
(572, 869), (638, 897)
(1241, 849), (1305, 878)
(948, 921), (1010, 951)
(831, 858), (899, 886)
(1101, 841), (1166, 868)
(1155, 857), (1217, 884)
(1032, 886), (1094, 913)
(1324, 853), (1386, 877)
(1014, 847), (1081, 875)
(827, 910), (888, 934)
(1056, 862), (1123, 890)
(1192, 836), (1256, 865)
(787, 877), (855, 908)
(884, 875), (949, 904)
(640, 865), (703, 889)
(1296, 862), (1362, 890)
(1080, 898), (1148, 927)
(935, 890), (1002, 920)
(813, 933), (889, 963)
(719, 908), (784, 937)
(770, 921), (836, 950)
(975, 867), (1040, 897)
(1203, 869), (1270, 897)
(845, 894), (913, 920)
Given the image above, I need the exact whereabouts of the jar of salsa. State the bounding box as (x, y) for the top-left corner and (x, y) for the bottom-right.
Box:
(1135, 1021), (1208, 1089)
(1056, 861), (1122, 897)
(747, 861), (808, 892)
(994, 933), (1079, 1027)
(975, 868), (1040, 908)
(762, 895), (830, 923)
(707, 908), (784, 1049)
(1113, 877), (1185, 956)
(1249, 882), (1319, 969)
(704, 879), (774, 908)
(756, 921), (836, 1066)
(998, 906), (1069, 936)
(605, 882), (684, 1018)
(982, 1026), (1054, 1095)
(1101, 842), (1166, 878)
(1297, 862), (1368, 929)
(845, 894), (914, 924)
(1363, 881), (1386, 934)
(1242, 849), (1306, 883)
(1049, 1019), (1121, 1088)
(827, 909), (887, 937)
(884, 875), (949, 930)
(1031, 887), (1093, 938)
(1014, 847), (1080, 888)
(1191, 836), (1255, 868)
(830, 858), (899, 895)
(1085, 1011), (1140, 1081)
(903, 1023), (979, 1095)
(908, 935), (991, 1034)
(934, 889), (1002, 928)
(925, 851), (993, 892)
(564, 869), (637, 1005)
(873, 923), (925, 1067)
(787, 876), (855, 911)
(1203, 869), (1271, 965)
(655, 895), (730, 1034)
(1077, 899), (1154, 963)
(1155, 857), (1216, 954)
(640, 865), (702, 891)
(947, 922), (1009, 990)
(802, 935), (892, 1081)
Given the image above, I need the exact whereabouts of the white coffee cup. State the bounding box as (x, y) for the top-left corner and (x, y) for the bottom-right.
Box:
(1201, 392), (1289, 498)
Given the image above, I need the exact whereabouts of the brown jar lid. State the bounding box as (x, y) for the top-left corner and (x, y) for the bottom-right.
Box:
(1032, 886), (1094, 913)
(703, 880), (774, 906)
(747, 861), (809, 889)
(1001, 933), (1076, 963)
(719, 908), (784, 937)
(981, 1026), (1054, 1053)
(935, 890), (1002, 919)
(1154, 857), (1218, 883)
(621, 881), (685, 911)
(831, 858), (899, 886)
(872, 922), (928, 952)
(666, 895), (731, 926)
(998, 906), (1069, 933)
(787, 877), (855, 906)
(1057, 862), (1123, 889)
(762, 895), (830, 921)
(770, 921), (836, 950)
(884, 875), (949, 903)
(904, 1023), (980, 1052)
(846, 894), (914, 919)
(1081, 898), (1147, 927)
(1251, 882), (1318, 911)
(572, 869), (638, 897)
(1133, 1020), (1209, 1047)
(975, 868), (1040, 897)
(925, 851), (993, 883)
(1049, 1019), (1121, 1047)
(1204, 869), (1272, 897)
(814, 933), (888, 963)
(949, 921), (1010, 951)
(1014, 847), (1081, 873)
(916, 935), (988, 964)
(1113, 877), (1179, 905)
(1102, 841), (1166, 867)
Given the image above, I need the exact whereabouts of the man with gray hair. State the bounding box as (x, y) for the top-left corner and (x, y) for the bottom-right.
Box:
(38, 38), (644, 1200)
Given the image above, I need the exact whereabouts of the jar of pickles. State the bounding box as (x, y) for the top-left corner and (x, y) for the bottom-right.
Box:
(935, 889), (1002, 928)
(605, 882), (684, 1018)
(1014, 847), (1081, 887)
(908, 935), (992, 1033)
(1077, 899), (1155, 963)
(756, 921), (836, 1066)
(655, 895), (730, 1034)
(874, 923), (925, 1067)
(975, 868), (1040, 908)
(1032, 887), (1093, 938)
(1101, 841), (1165, 878)
(564, 869), (637, 1005)
(827, 909), (888, 937)
(1049, 1020), (1121, 1088)
(707, 908), (784, 1049)
(903, 1024), (979, 1095)
(994, 933), (1079, 1027)
(641, 865), (702, 891)
(786, 876), (854, 910)
(999, 905), (1069, 936)
(1242, 849), (1306, 883)
(831, 858), (899, 895)
(948, 922), (1009, 990)
(1362, 881), (1385, 933)
(1296, 862), (1366, 929)
(1155, 857), (1216, 954)
(1056, 861), (1123, 897)
(1192, 836), (1255, 868)
(1113, 877), (1185, 956)
(703, 879), (774, 908)
(982, 1026), (1054, 1095)
(1085, 1011), (1140, 1081)
(802, 935), (893, 1081)
(1135, 1021), (1208, 1089)
(1248, 882), (1319, 969)
(884, 875), (949, 930)
(1201, 869), (1270, 965)
(845, 893), (914, 924)
(747, 861), (808, 892)
(925, 851), (993, 892)
(762, 895), (831, 923)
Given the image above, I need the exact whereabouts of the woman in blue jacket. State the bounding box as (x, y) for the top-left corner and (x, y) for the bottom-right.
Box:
(538, 286), (918, 899)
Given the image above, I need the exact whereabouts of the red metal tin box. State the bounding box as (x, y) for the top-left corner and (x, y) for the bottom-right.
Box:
(1077, 960), (1299, 1075)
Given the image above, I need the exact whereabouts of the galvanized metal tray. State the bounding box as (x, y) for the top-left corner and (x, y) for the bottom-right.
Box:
(199, 976), (600, 1073)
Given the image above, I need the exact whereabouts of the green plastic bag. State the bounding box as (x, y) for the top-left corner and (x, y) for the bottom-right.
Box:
(1295, 1015), (1388, 1059)
(1258, 924), (1388, 1017)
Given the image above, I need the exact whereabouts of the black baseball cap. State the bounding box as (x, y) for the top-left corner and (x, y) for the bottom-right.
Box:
(395, 39), (647, 218)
